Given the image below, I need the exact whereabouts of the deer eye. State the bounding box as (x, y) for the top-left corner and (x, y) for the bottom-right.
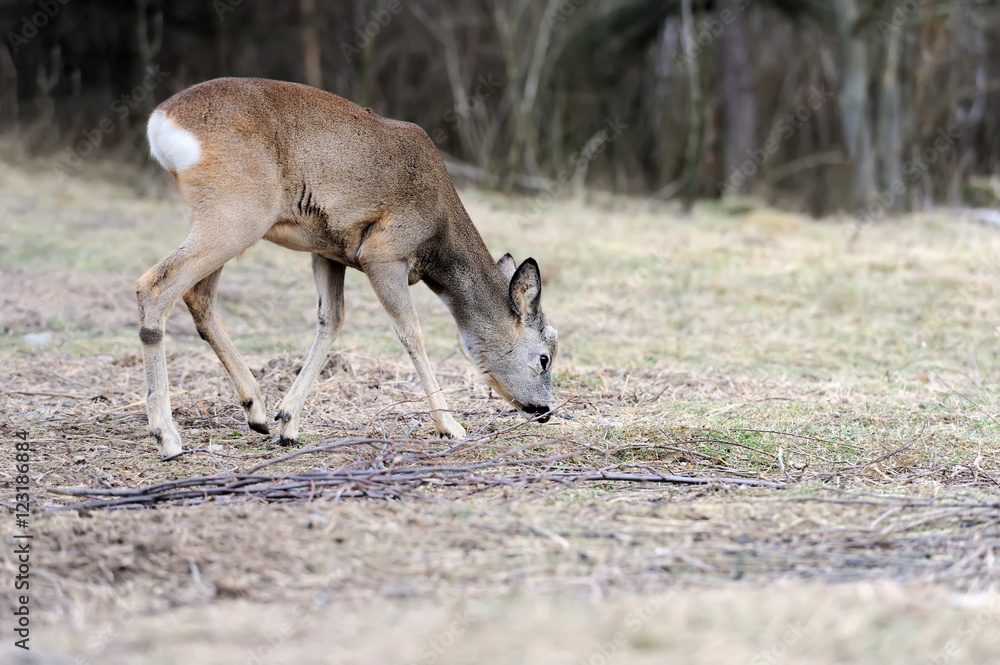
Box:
(540, 354), (549, 371)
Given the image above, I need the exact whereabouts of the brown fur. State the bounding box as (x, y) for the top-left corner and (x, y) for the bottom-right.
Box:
(137, 78), (556, 458)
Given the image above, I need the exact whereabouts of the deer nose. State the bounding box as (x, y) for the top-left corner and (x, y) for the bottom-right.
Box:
(527, 404), (551, 423)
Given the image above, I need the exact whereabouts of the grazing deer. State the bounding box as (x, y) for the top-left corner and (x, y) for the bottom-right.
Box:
(139, 77), (557, 458)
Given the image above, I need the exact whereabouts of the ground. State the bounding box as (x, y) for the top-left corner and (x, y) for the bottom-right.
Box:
(1, 149), (999, 663)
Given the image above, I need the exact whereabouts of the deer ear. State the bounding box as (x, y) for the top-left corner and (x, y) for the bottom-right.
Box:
(497, 253), (516, 283)
(509, 258), (541, 322)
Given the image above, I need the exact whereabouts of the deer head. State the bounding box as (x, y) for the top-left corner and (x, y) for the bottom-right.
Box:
(463, 254), (557, 422)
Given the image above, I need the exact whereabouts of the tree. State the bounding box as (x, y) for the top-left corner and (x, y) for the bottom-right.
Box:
(718, 0), (755, 196)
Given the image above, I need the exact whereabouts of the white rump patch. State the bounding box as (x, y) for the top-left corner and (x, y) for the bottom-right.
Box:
(147, 110), (201, 173)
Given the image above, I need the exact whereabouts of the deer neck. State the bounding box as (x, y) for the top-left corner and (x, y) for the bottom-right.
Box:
(421, 209), (512, 359)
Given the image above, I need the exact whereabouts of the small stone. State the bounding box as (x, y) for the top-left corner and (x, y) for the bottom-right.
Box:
(207, 444), (223, 452)
(306, 512), (328, 529)
(22, 332), (53, 346)
(214, 577), (249, 599)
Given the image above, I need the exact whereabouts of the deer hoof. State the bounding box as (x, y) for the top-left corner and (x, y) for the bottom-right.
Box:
(154, 427), (183, 460)
(437, 415), (467, 440)
(249, 421), (270, 435)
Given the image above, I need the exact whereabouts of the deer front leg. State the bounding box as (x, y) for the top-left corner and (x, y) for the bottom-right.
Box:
(275, 255), (347, 445)
(182, 267), (269, 435)
(365, 261), (467, 440)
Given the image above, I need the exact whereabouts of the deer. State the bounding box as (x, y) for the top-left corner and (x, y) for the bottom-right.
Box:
(138, 77), (557, 459)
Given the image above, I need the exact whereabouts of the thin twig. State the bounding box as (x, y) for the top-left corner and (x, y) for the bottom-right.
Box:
(934, 372), (1000, 429)
(245, 438), (398, 474)
(826, 424), (925, 476)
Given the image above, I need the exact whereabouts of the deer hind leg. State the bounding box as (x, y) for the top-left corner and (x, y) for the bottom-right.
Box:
(182, 267), (269, 435)
(137, 219), (269, 458)
(364, 261), (467, 440)
(274, 254), (347, 445)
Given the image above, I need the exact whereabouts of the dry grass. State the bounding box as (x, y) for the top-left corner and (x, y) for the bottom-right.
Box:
(2, 153), (1000, 662)
(20, 582), (1000, 665)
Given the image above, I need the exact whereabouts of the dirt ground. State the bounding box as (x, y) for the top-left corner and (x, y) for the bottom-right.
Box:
(2, 156), (999, 663)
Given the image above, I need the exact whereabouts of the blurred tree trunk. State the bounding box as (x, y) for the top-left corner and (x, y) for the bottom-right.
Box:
(33, 47), (59, 130)
(354, 0), (376, 107)
(654, 17), (680, 190)
(876, 23), (902, 204)
(135, 0), (162, 121)
(834, 0), (875, 210)
(300, 0), (323, 89)
(492, 0), (561, 183)
(651, 3), (703, 205)
(0, 42), (17, 130)
(679, 0), (704, 210)
(718, 0), (755, 195)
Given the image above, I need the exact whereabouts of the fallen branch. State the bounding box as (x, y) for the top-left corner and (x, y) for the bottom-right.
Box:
(48, 438), (783, 510)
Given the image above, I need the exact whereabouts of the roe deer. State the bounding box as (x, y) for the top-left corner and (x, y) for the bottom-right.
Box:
(139, 77), (557, 458)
